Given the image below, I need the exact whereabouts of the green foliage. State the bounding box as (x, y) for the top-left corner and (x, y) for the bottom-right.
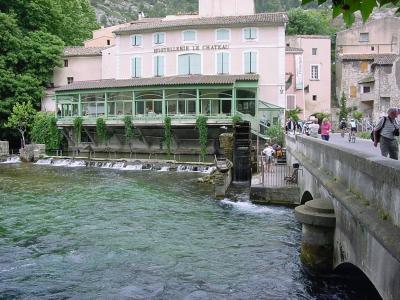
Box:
(232, 115), (243, 124)
(31, 112), (62, 149)
(301, 0), (400, 26)
(266, 125), (285, 146)
(164, 116), (172, 156)
(352, 111), (363, 121)
(0, 1), (98, 143)
(5, 101), (36, 147)
(314, 112), (330, 121)
(96, 118), (111, 144)
(287, 8), (335, 35)
(338, 92), (349, 121)
(73, 117), (83, 144)
(196, 116), (208, 162)
(286, 106), (303, 122)
(123, 116), (134, 143)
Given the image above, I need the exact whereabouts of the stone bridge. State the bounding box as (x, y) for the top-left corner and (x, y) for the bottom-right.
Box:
(285, 134), (400, 300)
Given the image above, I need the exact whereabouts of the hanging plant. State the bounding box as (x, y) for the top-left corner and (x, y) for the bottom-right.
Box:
(73, 117), (83, 144)
(96, 117), (111, 144)
(123, 116), (134, 143)
(164, 116), (172, 156)
(232, 115), (242, 124)
(196, 115), (208, 162)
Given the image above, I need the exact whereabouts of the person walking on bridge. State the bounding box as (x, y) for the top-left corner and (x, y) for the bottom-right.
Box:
(373, 108), (399, 160)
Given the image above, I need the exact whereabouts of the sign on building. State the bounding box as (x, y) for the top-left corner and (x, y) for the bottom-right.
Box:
(295, 54), (303, 90)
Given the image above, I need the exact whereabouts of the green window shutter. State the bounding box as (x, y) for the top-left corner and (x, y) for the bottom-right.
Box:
(178, 54), (189, 75)
(217, 52), (229, 74)
(191, 54), (201, 74)
(184, 30), (196, 42)
(133, 57), (141, 77)
(154, 56), (164, 76)
(217, 29), (229, 41)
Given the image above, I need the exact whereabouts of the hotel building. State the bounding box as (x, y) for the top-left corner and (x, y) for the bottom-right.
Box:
(45, 0), (330, 154)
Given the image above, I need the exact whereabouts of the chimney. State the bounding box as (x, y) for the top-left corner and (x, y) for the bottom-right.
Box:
(138, 11), (145, 20)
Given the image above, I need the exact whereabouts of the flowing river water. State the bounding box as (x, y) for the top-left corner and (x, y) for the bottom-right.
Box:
(0, 163), (379, 299)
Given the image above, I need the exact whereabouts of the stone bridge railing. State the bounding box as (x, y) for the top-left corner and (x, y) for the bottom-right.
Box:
(285, 134), (400, 300)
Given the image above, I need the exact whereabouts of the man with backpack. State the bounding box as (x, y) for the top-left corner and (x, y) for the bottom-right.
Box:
(373, 108), (399, 160)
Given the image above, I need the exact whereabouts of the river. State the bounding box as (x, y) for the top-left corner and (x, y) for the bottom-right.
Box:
(0, 163), (379, 299)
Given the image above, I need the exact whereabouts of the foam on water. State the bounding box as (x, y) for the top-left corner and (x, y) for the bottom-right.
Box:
(1, 156), (21, 164)
(220, 199), (286, 214)
(35, 158), (52, 165)
(125, 164), (143, 170)
(158, 166), (170, 172)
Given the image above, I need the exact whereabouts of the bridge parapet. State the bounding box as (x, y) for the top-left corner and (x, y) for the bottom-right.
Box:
(286, 134), (400, 226)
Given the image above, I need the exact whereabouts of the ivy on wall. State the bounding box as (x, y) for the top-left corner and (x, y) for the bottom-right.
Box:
(164, 116), (172, 156)
(96, 117), (111, 144)
(196, 115), (208, 162)
(31, 112), (62, 149)
(123, 116), (134, 143)
(73, 117), (83, 145)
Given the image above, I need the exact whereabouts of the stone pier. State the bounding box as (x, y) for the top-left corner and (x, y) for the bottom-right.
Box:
(295, 199), (336, 273)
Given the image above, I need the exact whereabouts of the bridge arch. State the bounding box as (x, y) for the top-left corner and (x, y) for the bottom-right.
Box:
(300, 191), (313, 204)
(334, 262), (382, 299)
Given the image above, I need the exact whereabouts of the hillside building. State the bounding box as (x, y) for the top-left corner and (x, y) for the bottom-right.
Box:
(336, 17), (400, 120)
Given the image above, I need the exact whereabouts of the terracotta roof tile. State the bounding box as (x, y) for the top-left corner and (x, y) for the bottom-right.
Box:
(63, 46), (110, 57)
(340, 53), (398, 64)
(55, 75), (259, 92)
(114, 13), (288, 34)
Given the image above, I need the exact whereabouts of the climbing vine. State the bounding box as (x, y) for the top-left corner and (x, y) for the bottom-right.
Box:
(123, 116), (134, 143)
(232, 115), (242, 124)
(73, 117), (83, 144)
(31, 112), (62, 149)
(164, 116), (172, 156)
(96, 118), (111, 144)
(196, 115), (208, 162)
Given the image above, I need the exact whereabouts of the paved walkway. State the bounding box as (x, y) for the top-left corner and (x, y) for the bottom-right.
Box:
(309, 133), (382, 157)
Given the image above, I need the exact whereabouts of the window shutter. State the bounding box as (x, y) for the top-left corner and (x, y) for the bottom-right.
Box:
(178, 55), (189, 75)
(286, 95), (295, 109)
(360, 61), (368, 73)
(244, 52), (250, 73)
(191, 54), (201, 74)
(158, 56), (164, 76)
(250, 52), (256, 73)
(350, 85), (357, 98)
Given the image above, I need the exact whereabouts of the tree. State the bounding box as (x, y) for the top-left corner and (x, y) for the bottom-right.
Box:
(286, 106), (303, 122)
(5, 101), (36, 147)
(338, 92), (349, 121)
(301, 0), (400, 26)
(352, 111), (363, 122)
(287, 8), (335, 35)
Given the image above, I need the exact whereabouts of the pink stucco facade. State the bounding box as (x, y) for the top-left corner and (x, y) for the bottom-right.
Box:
(286, 36), (331, 118)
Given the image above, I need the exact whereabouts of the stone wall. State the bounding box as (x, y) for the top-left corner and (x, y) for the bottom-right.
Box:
(0, 141), (9, 157)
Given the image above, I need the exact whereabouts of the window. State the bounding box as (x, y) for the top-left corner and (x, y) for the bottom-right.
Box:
(312, 48), (317, 55)
(154, 55), (165, 77)
(310, 64), (320, 80)
(131, 57), (142, 78)
(216, 52), (229, 74)
(381, 97), (390, 112)
(178, 53), (201, 75)
(350, 85), (357, 98)
(131, 35), (142, 46)
(183, 30), (196, 43)
(363, 85), (371, 93)
(286, 43), (290, 47)
(360, 61), (368, 73)
(244, 51), (257, 74)
(216, 28), (229, 41)
(360, 32), (369, 42)
(64, 60), (69, 67)
(371, 46), (375, 51)
(153, 32), (165, 45)
(312, 95), (317, 101)
(67, 77), (73, 84)
(286, 95), (296, 109)
(107, 39), (110, 45)
(244, 27), (257, 40)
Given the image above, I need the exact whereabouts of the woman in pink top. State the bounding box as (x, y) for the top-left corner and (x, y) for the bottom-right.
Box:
(320, 118), (332, 141)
